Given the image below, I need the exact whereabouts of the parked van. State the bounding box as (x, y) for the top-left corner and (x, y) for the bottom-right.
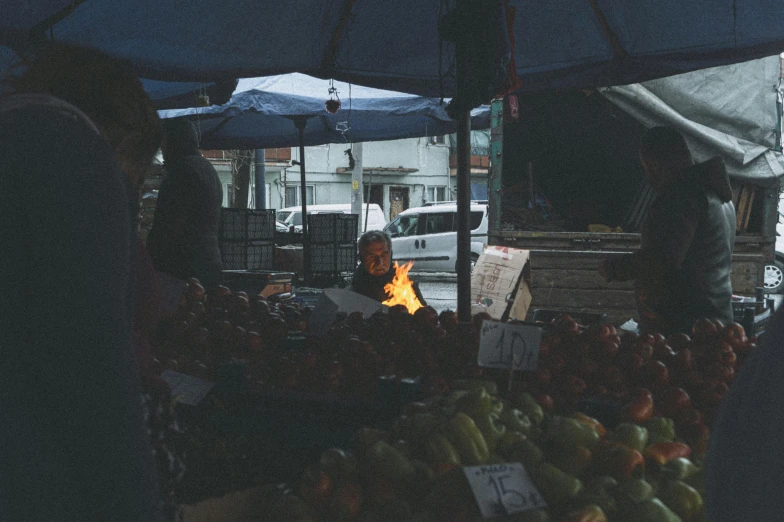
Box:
(277, 203), (387, 233)
(383, 202), (488, 272)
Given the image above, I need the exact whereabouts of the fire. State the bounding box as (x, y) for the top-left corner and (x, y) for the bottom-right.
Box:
(382, 261), (423, 313)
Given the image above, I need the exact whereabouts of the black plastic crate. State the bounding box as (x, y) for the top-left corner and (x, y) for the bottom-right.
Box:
(220, 240), (275, 270)
(529, 308), (607, 326)
(307, 213), (359, 244)
(309, 244), (356, 273)
(219, 208), (276, 242)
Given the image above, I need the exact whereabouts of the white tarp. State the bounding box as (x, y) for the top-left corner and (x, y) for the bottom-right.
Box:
(601, 56), (784, 187)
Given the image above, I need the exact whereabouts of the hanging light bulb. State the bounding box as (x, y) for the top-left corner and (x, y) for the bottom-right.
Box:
(325, 80), (341, 114)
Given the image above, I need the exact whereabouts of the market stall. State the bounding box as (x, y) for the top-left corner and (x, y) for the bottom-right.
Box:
(156, 276), (744, 521)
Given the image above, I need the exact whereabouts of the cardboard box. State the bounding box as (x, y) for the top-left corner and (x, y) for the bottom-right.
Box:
(470, 246), (531, 321)
(306, 288), (386, 336)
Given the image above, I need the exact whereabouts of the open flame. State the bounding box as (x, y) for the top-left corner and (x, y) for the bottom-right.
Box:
(382, 261), (423, 313)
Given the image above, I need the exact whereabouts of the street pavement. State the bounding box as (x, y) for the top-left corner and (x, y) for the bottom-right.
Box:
(413, 272), (458, 313)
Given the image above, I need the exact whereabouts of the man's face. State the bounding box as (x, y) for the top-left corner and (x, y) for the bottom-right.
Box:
(361, 240), (391, 276)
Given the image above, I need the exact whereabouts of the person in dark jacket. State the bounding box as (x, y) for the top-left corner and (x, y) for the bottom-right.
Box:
(147, 119), (224, 288)
(352, 230), (427, 305)
(599, 126), (736, 335)
(1, 43), (164, 522)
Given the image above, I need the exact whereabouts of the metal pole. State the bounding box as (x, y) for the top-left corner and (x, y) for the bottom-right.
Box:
(254, 149), (266, 209)
(294, 117), (310, 285)
(456, 109), (472, 323)
(350, 142), (364, 236)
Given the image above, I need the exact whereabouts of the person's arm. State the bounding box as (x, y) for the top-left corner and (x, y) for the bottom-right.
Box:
(603, 194), (702, 283)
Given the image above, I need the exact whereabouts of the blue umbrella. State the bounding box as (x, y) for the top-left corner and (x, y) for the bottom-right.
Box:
(158, 73), (489, 149)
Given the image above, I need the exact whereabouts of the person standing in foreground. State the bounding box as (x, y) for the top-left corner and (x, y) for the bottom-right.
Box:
(351, 230), (427, 305)
(0, 44), (164, 521)
(705, 303), (784, 520)
(146, 119), (224, 291)
(598, 126), (735, 335)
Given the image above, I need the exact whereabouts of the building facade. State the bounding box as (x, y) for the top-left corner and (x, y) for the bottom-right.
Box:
(204, 131), (490, 222)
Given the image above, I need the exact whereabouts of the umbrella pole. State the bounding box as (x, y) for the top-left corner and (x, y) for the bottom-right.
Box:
(456, 108), (472, 323)
(294, 117), (310, 286)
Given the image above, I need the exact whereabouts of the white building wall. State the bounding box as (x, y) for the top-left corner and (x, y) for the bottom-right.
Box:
(214, 136), (457, 221)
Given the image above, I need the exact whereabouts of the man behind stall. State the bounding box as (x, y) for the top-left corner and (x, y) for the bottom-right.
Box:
(599, 126), (735, 335)
(351, 230), (427, 305)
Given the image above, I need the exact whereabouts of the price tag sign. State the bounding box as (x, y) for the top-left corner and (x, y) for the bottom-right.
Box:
(463, 463), (547, 517)
(161, 371), (215, 406)
(478, 321), (541, 371)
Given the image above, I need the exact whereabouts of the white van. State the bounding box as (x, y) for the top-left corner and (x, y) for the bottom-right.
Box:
(276, 203), (387, 233)
(383, 202), (488, 272)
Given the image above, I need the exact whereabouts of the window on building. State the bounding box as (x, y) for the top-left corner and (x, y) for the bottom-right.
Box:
(429, 135), (447, 145)
(285, 185), (315, 207)
(427, 186), (448, 203)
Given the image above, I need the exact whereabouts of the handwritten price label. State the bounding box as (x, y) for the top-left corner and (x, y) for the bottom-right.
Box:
(161, 371), (215, 406)
(478, 321), (541, 371)
(463, 463), (547, 518)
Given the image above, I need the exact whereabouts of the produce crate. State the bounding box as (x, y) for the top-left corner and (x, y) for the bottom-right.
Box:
(219, 208), (276, 242)
(307, 213), (359, 244)
(309, 244), (356, 273)
(220, 241), (275, 271)
(305, 214), (358, 286)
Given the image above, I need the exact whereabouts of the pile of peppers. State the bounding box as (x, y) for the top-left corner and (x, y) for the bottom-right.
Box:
(290, 378), (707, 522)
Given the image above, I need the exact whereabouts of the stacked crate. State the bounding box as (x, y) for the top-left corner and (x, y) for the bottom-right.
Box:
(219, 209), (276, 270)
(306, 213), (358, 284)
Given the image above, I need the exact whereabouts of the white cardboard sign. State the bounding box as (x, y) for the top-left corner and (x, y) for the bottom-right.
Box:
(161, 370), (215, 406)
(478, 321), (541, 371)
(463, 463), (547, 518)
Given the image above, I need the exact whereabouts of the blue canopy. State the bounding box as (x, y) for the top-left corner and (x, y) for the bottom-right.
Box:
(3, 0), (784, 98)
(159, 74), (490, 149)
(141, 78), (237, 110)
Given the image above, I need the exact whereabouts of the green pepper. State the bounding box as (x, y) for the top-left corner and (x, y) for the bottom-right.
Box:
(455, 388), (494, 418)
(451, 378), (499, 395)
(474, 412), (507, 452)
(684, 465), (705, 496)
(615, 498), (682, 522)
(615, 478), (655, 505)
(546, 416), (600, 450)
(578, 476), (619, 515)
(508, 436), (545, 470)
(646, 417), (677, 445)
(491, 396), (505, 416)
(530, 462), (584, 506)
(514, 392), (545, 426)
(608, 423), (649, 453)
(561, 504), (608, 522)
(445, 412), (490, 465)
(500, 408), (533, 435)
(661, 458), (699, 482)
(364, 440), (416, 485)
(425, 433), (461, 469)
(658, 480), (703, 521)
(549, 444), (592, 477)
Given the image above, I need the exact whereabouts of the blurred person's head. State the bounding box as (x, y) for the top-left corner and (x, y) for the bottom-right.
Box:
(12, 43), (161, 186)
(358, 230), (392, 276)
(161, 118), (200, 164)
(639, 126), (693, 192)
